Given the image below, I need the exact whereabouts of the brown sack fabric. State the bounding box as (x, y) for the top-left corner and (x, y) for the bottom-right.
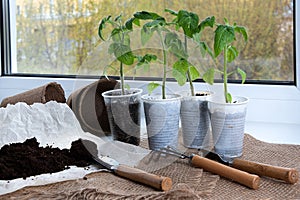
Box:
(0, 82), (66, 107)
(1, 134), (299, 200)
(67, 78), (118, 137)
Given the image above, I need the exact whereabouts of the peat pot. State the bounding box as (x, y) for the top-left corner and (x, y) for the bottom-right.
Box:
(142, 94), (181, 150)
(102, 88), (142, 146)
(208, 96), (249, 162)
(180, 91), (212, 149)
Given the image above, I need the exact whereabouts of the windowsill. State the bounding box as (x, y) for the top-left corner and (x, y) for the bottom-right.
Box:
(245, 121), (300, 145)
(0, 76), (300, 145)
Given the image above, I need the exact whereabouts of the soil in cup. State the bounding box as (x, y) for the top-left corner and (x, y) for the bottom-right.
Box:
(106, 101), (141, 146)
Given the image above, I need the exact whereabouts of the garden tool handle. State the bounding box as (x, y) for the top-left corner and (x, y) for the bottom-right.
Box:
(232, 158), (299, 184)
(114, 164), (172, 191)
(191, 155), (260, 189)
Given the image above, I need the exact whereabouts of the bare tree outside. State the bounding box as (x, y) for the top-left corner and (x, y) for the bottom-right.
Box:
(15, 0), (294, 82)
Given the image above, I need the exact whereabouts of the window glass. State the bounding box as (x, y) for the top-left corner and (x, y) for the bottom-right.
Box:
(8, 0), (294, 83)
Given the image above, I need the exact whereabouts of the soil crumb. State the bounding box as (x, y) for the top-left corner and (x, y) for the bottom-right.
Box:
(0, 138), (96, 180)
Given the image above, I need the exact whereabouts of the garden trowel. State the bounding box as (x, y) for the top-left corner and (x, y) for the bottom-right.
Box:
(78, 137), (172, 191)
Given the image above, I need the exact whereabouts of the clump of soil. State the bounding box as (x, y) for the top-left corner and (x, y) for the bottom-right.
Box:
(0, 138), (98, 180)
(195, 92), (209, 96)
(107, 102), (141, 146)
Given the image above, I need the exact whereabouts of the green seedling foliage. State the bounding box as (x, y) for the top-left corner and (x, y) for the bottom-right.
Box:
(98, 14), (136, 95)
(133, 10), (170, 99)
(147, 82), (161, 95)
(214, 24), (235, 57)
(172, 59), (189, 86)
(166, 9), (215, 96)
(136, 54), (158, 72)
(203, 18), (248, 103)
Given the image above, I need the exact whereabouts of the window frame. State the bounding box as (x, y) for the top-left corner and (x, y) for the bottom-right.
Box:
(1, 0), (297, 84)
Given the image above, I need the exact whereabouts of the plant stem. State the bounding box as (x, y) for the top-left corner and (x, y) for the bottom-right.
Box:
(120, 62), (125, 95)
(159, 31), (167, 99)
(184, 36), (195, 96)
(120, 28), (125, 95)
(223, 45), (229, 103)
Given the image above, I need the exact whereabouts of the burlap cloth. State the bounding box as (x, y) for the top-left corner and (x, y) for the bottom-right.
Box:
(1, 134), (300, 200)
(0, 82), (66, 107)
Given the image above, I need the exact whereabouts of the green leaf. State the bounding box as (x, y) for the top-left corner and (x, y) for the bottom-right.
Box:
(189, 65), (200, 81)
(203, 68), (215, 85)
(135, 55), (150, 71)
(134, 11), (159, 20)
(136, 54), (157, 71)
(114, 14), (122, 22)
(234, 25), (248, 42)
(143, 19), (165, 28)
(141, 26), (154, 46)
(172, 59), (189, 86)
(177, 10), (199, 38)
(193, 33), (213, 58)
(137, 54), (157, 65)
(147, 82), (161, 94)
(164, 8), (178, 16)
(132, 18), (140, 26)
(111, 29), (122, 43)
(123, 34), (131, 46)
(128, 14), (140, 27)
(125, 84), (131, 91)
(214, 25), (235, 57)
(197, 40), (214, 59)
(224, 17), (229, 25)
(198, 16), (215, 32)
(109, 43), (134, 65)
(226, 92), (232, 103)
(227, 46), (238, 62)
(125, 18), (135, 30)
(164, 32), (187, 59)
(192, 32), (201, 44)
(237, 67), (247, 84)
(119, 51), (135, 65)
(98, 16), (111, 41)
(108, 44), (114, 55)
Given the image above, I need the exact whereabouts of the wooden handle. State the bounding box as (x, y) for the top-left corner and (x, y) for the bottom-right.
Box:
(232, 158), (299, 184)
(114, 165), (172, 191)
(191, 155), (260, 189)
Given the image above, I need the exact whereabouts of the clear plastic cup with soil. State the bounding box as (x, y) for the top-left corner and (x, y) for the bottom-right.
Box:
(180, 91), (213, 149)
(142, 94), (182, 150)
(102, 88), (142, 146)
(208, 96), (249, 162)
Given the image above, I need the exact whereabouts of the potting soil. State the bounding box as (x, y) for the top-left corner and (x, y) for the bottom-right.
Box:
(0, 138), (96, 180)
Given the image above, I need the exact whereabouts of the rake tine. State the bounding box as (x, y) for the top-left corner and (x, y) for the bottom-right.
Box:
(156, 146), (188, 159)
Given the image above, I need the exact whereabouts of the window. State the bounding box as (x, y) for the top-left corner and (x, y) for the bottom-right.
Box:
(1, 0), (296, 84)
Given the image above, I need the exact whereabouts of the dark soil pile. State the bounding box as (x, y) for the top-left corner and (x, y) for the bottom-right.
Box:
(0, 138), (98, 180)
(107, 102), (141, 146)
